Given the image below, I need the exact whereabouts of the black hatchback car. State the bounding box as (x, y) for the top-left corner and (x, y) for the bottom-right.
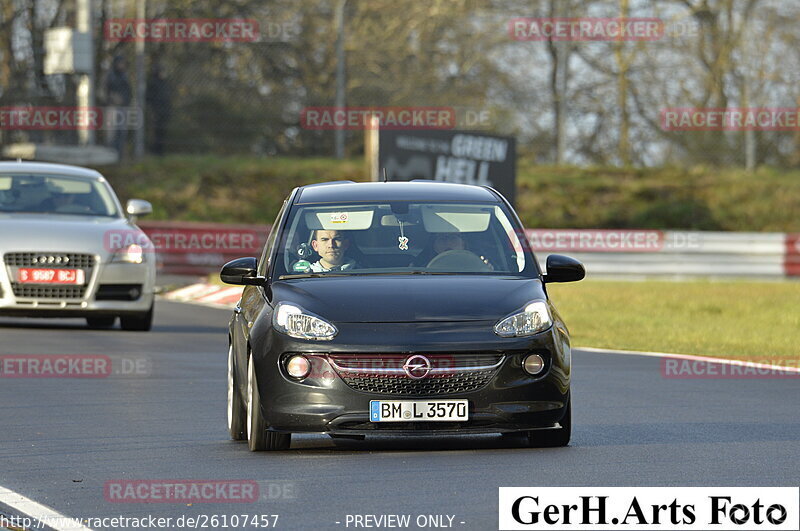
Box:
(222, 181), (584, 450)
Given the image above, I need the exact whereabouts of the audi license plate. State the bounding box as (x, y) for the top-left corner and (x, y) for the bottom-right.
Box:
(17, 268), (85, 285)
(370, 400), (468, 422)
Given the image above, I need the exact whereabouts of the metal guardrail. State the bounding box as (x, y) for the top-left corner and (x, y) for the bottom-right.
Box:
(527, 230), (792, 278)
(137, 222), (798, 279)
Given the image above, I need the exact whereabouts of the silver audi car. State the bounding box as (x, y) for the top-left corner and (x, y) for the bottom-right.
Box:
(0, 161), (156, 331)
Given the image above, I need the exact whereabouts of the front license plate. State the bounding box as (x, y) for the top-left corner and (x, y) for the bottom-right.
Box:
(370, 400), (468, 422)
(16, 268), (85, 285)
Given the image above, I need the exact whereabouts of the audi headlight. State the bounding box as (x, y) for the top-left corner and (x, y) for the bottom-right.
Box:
(111, 243), (145, 264)
(494, 301), (553, 337)
(273, 302), (337, 341)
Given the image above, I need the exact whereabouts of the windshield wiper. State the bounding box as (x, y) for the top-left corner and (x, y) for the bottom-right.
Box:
(0, 209), (110, 216)
(353, 271), (453, 276)
(278, 273), (351, 279)
(280, 271), (455, 279)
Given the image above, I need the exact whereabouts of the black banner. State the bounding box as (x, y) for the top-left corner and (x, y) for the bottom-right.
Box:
(378, 130), (517, 206)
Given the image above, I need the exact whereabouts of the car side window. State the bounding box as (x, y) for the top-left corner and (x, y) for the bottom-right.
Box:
(258, 198), (289, 277)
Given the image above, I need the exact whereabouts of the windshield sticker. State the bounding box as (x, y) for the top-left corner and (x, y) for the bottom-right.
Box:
(292, 260), (312, 273)
(308, 210), (374, 230)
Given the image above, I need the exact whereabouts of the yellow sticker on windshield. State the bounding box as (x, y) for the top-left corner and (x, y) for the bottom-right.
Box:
(329, 212), (349, 224)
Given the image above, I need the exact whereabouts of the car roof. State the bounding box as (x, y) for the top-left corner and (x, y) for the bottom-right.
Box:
(0, 161), (104, 180)
(295, 180), (500, 204)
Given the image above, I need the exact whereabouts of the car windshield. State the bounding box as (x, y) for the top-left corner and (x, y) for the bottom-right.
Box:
(0, 174), (120, 217)
(275, 201), (534, 278)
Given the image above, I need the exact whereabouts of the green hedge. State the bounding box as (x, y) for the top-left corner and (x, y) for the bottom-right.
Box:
(99, 156), (800, 232)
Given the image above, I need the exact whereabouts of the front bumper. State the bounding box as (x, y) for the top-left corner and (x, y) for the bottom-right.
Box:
(0, 258), (155, 317)
(250, 321), (571, 435)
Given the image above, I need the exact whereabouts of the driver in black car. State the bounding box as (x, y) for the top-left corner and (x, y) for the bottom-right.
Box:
(310, 230), (359, 272)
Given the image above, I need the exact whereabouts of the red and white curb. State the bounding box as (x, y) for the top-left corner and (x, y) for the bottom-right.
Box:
(163, 282), (242, 309)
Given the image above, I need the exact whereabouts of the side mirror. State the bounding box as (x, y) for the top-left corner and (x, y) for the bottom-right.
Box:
(126, 199), (153, 217)
(221, 257), (264, 286)
(543, 254), (585, 283)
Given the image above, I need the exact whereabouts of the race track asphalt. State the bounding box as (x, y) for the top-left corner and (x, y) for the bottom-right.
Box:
(1, 300), (798, 530)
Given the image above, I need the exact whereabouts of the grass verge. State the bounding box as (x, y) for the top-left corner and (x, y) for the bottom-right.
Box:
(547, 279), (800, 362)
(99, 156), (800, 232)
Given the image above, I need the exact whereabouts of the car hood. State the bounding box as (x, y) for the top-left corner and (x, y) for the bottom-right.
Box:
(271, 275), (546, 323)
(0, 214), (139, 254)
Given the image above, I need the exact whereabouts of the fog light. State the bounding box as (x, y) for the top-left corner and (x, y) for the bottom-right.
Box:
(286, 355), (311, 379)
(523, 354), (545, 376)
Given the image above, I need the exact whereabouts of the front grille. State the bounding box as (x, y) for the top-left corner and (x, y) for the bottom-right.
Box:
(10, 284), (87, 299)
(4, 252), (94, 300)
(3, 252), (95, 268)
(338, 370), (498, 395)
(329, 353), (504, 396)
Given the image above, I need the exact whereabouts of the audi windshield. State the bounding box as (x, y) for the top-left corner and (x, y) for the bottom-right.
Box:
(0, 174), (121, 217)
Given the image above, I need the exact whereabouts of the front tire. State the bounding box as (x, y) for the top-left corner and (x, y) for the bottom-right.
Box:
(246, 355), (290, 451)
(227, 345), (247, 441)
(120, 303), (153, 332)
(527, 396), (571, 448)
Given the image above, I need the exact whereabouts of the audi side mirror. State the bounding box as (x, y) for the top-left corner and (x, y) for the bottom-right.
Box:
(126, 199), (153, 217)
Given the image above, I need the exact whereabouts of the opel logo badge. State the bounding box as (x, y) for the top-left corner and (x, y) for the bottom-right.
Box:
(402, 355), (431, 379)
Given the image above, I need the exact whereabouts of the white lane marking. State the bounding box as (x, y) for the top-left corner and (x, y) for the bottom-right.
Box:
(577, 346), (800, 373)
(0, 485), (92, 531)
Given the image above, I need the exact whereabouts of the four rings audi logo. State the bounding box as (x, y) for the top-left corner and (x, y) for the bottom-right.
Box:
(402, 354), (432, 379)
(32, 255), (70, 265)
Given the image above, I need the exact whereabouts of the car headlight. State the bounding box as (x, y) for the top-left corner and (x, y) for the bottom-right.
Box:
(273, 302), (337, 341)
(110, 243), (146, 264)
(494, 300), (553, 337)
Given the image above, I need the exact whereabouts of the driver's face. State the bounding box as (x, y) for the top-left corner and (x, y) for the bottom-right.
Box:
(312, 230), (350, 266)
